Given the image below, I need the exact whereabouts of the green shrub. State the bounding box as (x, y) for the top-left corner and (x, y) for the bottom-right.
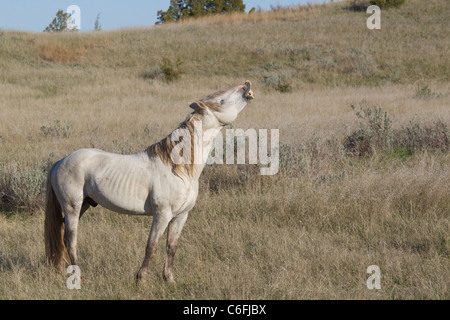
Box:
(160, 57), (184, 82)
(415, 83), (432, 98)
(414, 83), (442, 99)
(263, 70), (293, 92)
(40, 120), (73, 138)
(141, 57), (184, 83)
(344, 102), (392, 156)
(0, 155), (54, 213)
(344, 102), (449, 157)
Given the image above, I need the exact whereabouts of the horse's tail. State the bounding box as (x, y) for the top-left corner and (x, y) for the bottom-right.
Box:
(44, 163), (68, 268)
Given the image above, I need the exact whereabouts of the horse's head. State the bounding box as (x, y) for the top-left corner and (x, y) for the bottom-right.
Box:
(189, 80), (254, 126)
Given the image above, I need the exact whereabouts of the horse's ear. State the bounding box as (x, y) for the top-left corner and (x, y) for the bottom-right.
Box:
(189, 102), (199, 110)
(189, 101), (207, 111)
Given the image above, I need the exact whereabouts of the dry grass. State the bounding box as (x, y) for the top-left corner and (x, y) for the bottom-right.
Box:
(35, 43), (87, 64)
(0, 0), (449, 299)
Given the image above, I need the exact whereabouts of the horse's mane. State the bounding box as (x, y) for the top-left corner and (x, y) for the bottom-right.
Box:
(147, 100), (222, 177)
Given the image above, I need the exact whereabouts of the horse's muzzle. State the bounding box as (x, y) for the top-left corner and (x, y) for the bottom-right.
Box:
(243, 80), (254, 101)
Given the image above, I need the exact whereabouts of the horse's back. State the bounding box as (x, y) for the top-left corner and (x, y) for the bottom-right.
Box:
(53, 148), (109, 184)
(56, 148), (149, 177)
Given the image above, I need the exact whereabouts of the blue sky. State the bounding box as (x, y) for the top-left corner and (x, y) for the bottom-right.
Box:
(0, 0), (330, 32)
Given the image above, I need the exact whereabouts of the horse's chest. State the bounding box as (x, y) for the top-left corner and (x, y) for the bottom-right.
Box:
(172, 183), (198, 215)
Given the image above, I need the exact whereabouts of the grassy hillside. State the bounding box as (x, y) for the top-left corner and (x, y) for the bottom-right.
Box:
(1, 0), (449, 88)
(0, 0), (449, 299)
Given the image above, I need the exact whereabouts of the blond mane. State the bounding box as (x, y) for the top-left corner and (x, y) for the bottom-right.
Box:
(147, 100), (222, 177)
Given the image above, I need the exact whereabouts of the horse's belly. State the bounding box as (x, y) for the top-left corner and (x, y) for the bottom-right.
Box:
(88, 183), (151, 215)
(97, 198), (149, 215)
(85, 160), (153, 215)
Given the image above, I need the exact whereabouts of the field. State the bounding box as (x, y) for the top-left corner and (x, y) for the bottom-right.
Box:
(0, 0), (449, 299)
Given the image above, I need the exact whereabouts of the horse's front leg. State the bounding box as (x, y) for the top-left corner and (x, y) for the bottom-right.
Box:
(136, 209), (172, 283)
(163, 211), (189, 283)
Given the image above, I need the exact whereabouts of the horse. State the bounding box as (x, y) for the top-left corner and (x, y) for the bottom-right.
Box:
(44, 80), (254, 283)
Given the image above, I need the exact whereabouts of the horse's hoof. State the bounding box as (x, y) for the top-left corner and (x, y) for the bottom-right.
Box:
(136, 269), (147, 283)
(164, 275), (176, 284)
(163, 270), (175, 283)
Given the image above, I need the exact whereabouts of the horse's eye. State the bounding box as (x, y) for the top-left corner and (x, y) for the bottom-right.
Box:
(220, 99), (225, 105)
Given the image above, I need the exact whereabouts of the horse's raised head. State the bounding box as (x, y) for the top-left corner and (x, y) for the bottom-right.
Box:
(189, 80), (254, 125)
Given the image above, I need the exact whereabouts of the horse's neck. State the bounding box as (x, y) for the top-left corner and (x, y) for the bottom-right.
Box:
(189, 114), (222, 180)
(192, 125), (222, 180)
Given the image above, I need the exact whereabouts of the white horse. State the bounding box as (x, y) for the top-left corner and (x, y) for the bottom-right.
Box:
(44, 81), (254, 282)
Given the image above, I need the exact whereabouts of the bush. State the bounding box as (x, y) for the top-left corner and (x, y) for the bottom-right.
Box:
(414, 83), (442, 99)
(141, 57), (183, 83)
(263, 70), (293, 92)
(344, 102), (392, 156)
(0, 156), (54, 213)
(160, 57), (184, 82)
(370, 0), (406, 9)
(344, 102), (449, 157)
(40, 120), (73, 138)
(393, 120), (449, 153)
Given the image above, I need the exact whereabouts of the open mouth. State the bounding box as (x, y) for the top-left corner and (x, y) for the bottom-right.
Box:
(243, 80), (254, 101)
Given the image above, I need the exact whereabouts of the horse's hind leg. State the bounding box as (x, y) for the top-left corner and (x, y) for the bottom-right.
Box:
(63, 197), (93, 265)
(63, 204), (83, 266)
